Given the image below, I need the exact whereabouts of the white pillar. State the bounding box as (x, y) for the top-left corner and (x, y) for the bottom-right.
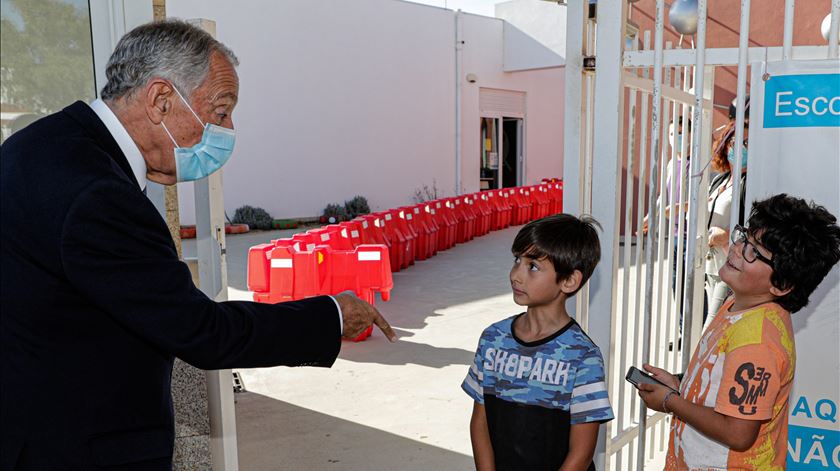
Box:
(590, 1), (628, 468)
(189, 17), (239, 471)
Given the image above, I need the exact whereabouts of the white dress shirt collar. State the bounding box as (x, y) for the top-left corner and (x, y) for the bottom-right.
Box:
(89, 99), (147, 191)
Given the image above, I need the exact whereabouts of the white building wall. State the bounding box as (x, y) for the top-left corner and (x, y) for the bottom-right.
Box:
(495, 0), (567, 71)
(459, 13), (565, 195)
(167, 0), (563, 224)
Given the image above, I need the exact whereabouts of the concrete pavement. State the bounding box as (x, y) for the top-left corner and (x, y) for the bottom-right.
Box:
(184, 225), (670, 470)
(185, 226), (522, 470)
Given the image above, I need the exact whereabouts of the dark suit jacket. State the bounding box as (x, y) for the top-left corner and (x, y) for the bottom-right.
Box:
(0, 102), (341, 470)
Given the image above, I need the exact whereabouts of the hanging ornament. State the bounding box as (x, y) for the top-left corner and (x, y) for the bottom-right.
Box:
(822, 13), (840, 44)
(669, 0), (699, 35)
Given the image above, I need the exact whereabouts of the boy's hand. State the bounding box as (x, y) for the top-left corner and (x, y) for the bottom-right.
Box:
(637, 364), (680, 413)
(643, 363), (680, 390)
(637, 382), (673, 412)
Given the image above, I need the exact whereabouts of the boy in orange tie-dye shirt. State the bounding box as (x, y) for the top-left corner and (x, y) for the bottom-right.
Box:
(637, 194), (840, 470)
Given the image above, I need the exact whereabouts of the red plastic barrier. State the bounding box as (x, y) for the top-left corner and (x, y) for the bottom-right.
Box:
(470, 193), (493, 236)
(450, 197), (475, 243)
(546, 181), (563, 214)
(399, 206), (430, 261)
(485, 190), (508, 230)
(248, 236), (392, 341)
(429, 200), (456, 250)
(247, 243), (273, 295)
(492, 189), (511, 229)
(355, 216), (387, 246)
(380, 210), (414, 269)
(305, 227), (335, 250)
(324, 224), (356, 251)
(339, 221), (364, 248)
(530, 185), (551, 220)
(418, 204), (439, 257)
(415, 203), (440, 257)
(372, 213), (403, 272)
(509, 188), (533, 225)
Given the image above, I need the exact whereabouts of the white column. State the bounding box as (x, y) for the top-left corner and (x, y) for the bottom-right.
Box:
(590, 1), (628, 468)
(189, 18), (239, 471)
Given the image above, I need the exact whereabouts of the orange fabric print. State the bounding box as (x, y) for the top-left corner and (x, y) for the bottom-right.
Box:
(665, 298), (795, 470)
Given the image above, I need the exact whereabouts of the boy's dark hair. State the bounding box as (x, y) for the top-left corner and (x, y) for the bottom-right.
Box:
(748, 194), (840, 313)
(511, 214), (602, 296)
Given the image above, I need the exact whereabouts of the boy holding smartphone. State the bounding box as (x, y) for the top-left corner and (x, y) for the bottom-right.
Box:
(638, 194), (840, 470)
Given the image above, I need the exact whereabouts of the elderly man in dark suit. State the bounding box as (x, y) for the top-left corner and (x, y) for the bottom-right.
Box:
(0, 20), (395, 470)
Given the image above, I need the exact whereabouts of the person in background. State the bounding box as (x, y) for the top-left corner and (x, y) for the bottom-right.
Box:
(704, 97), (750, 328)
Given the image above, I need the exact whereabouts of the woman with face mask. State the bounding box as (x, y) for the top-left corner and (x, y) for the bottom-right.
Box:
(704, 102), (750, 328)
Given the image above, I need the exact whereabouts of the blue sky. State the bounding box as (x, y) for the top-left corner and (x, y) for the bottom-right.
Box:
(404, 0), (502, 17)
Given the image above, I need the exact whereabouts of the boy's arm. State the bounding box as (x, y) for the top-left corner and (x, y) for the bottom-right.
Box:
(665, 392), (761, 451)
(470, 402), (496, 471)
(559, 422), (600, 471)
(639, 383), (761, 450)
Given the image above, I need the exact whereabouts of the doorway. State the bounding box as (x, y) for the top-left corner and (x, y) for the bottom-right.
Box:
(480, 116), (523, 190)
(502, 117), (523, 188)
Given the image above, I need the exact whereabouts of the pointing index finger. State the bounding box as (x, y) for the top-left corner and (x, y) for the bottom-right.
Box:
(373, 311), (397, 342)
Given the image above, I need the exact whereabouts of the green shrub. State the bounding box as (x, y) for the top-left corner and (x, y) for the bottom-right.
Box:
(232, 205), (273, 230)
(344, 195), (370, 218)
(322, 203), (349, 223)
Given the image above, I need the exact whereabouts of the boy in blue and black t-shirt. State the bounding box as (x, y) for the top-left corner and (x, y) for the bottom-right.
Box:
(462, 214), (614, 471)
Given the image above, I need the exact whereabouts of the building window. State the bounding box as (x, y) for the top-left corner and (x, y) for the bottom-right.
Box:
(1, 0), (96, 143)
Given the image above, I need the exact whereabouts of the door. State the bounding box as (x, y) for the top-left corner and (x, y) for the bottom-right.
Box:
(502, 117), (523, 187)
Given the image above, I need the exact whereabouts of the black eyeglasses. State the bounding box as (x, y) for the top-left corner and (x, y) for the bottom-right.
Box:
(731, 225), (773, 266)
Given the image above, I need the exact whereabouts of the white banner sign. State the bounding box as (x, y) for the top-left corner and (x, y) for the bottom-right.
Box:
(749, 59), (840, 470)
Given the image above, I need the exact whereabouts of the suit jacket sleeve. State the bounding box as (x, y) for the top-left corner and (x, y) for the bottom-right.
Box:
(59, 178), (341, 370)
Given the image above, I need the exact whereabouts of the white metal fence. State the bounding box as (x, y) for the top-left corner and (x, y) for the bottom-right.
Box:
(561, 0), (840, 469)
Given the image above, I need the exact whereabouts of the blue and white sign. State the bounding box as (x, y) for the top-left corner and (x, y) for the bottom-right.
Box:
(749, 60), (840, 471)
(764, 73), (840, 128)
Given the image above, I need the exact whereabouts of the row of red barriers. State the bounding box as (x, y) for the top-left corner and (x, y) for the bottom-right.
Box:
(246, 181), (562, 341)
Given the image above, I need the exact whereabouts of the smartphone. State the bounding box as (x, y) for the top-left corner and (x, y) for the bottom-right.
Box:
(625, 366), (678, 392)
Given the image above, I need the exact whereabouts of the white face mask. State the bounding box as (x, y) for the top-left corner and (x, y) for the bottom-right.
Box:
(668, 123), (684, 153)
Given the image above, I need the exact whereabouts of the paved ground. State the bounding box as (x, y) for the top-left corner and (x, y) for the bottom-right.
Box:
(185, 226), (520, 470)
(184, 226), (669, 470)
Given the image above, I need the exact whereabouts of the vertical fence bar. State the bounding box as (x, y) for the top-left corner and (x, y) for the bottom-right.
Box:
(783, 0), (795, 60)
(830, 0), (840, 58)
(631, 30), (652, 425)
(728, 0), (751, 238)
(591, 1), (628, 467)
(653, 69), (672, 400)
(618, 84), (638, 441)
(675, 64), (692, 376)
(637, 0), (665, 468)
(682, 0), (709, 371)
(563, 0), (585, 218)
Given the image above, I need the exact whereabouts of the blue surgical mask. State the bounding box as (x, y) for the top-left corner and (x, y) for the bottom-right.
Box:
(161, 86), (236, 182)
(672, 133), (683, 152)
(726, 146), (748, 169)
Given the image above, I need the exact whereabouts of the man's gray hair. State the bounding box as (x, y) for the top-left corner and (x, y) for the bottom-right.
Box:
(100, 19), (239, 101)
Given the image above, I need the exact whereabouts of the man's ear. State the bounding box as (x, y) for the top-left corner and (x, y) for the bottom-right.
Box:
(560, 270), (584, 295)
(145, 79), (174, 125)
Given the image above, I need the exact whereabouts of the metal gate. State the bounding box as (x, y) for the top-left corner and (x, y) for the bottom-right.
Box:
(560, 1), (840, 469)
